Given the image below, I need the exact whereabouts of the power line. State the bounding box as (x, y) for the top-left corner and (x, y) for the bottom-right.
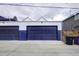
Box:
(0, 3), (79, 9)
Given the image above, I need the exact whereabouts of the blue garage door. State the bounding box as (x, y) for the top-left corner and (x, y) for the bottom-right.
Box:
(0, 26), (19, 40)
(27, 26), (58, 40)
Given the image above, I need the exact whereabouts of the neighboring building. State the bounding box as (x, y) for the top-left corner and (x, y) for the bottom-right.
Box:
(0, 16), (17, 21)
(62, 13), (79, 31)
(62, 13), (79, 42)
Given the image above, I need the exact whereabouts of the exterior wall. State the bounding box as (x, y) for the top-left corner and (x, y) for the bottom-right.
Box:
(63, 16), (74, 31)
(0, 21), (62, 40)
(62, 15), (79, 42)
(63, 16), (79, 31)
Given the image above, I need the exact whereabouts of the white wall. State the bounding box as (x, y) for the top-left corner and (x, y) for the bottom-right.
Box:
(0, 21), (62, 30)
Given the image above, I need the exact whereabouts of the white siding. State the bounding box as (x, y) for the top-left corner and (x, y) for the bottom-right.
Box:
(0, 21), (62, 30)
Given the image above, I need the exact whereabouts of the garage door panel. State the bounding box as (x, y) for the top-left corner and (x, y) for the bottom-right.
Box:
(27, 26), (58, 40)
(0, 26), (19, 40)
(27, 29), (57, 34)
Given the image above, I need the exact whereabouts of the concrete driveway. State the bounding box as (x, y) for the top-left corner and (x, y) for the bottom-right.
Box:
(0, 40), (79, 56)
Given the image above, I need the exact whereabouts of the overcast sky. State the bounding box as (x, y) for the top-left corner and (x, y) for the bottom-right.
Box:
(0, 3), (79, 21)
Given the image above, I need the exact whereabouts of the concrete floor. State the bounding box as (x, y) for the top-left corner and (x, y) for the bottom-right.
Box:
(0, 40), (79, 56)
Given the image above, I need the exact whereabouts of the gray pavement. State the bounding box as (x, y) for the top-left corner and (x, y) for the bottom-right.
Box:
(0, 40), (78, 56)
